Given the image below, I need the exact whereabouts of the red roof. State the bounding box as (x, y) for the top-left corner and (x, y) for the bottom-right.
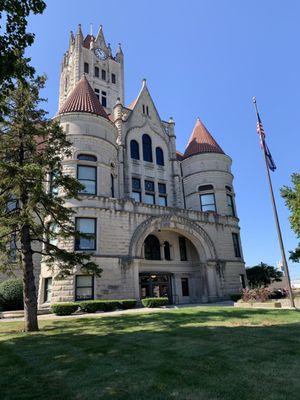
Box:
(184, 118), (224, 158)
(83, 34), (94, 49)
(59, 75), (109, 119)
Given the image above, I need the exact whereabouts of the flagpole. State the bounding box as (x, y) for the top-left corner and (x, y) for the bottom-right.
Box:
(253, 97), (295, 308)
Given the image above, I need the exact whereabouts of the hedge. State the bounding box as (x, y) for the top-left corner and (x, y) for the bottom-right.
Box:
(229, 293), (242, 302)
(0, 278), (23, 311)
(141, 297), (169, 308)
(51, 303), (79, 316)
(118, 299), (137, 310)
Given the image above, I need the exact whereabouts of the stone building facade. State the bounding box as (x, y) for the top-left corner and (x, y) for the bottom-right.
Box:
(38, 24), (246, 306)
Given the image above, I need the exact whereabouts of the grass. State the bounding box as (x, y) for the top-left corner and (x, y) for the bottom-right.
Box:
(1, 306), (300, 400)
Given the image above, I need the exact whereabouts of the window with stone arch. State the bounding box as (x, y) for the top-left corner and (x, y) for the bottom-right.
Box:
(156, 147), (164, 166)
(142, 134), (153, 162)
(144, 234), (161, 260)
(130, 140), (140, 160)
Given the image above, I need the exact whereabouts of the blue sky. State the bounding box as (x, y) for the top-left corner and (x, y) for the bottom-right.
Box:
(27, 0), (300, 278)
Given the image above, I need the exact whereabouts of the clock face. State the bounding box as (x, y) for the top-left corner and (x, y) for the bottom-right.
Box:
(94, 48), (107, 60)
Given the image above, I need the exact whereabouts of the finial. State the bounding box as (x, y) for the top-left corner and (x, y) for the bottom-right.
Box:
(90, 23), (93, 36)
(142, 78), (147, 84)
(252, 96), (257, 104)
(169, 116), (174, 124)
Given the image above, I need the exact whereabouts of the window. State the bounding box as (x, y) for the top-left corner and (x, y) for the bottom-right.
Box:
(50, 172), (59, 196)
(44, 278), (52, 303)
(94, 66), (99, 77)
(156, 147), (164, 166)
(146, 106), (149, 116)
(101, 91), (107, 107)
(130, 140), (140, 160)
(200, 193), (216, 212)
(164, 241), (171, 260)
(132, 177), (141, 202)
(142, 105), (145, 114)
(232, 233), (241, 258)
(94, 88), (100, 100)
(142, 134), (153, 162)
(227, 194), (235, 217)
(179, 237), (187, 261)
(181, 278), (189, 296)
(158, 182), (167, 206)
(111, 73), (116, 84)
(111, 174), (115, 198)
(198, 185), (216, 212)
(145, 180), (155, 205)
(49, 223), (58, 246)
(75, 275), (94, 301)
(75, 218), (96, 250)
(77, 154), (97, 162)
(84, 62), (89, 74)
(144, 235), (161, 260)
(77, 165), (97, 195)
(101, 69), (106, 80)
(240, 274), (246, 289)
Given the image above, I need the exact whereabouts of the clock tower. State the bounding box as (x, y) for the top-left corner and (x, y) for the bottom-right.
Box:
(58, 24), (124, 114)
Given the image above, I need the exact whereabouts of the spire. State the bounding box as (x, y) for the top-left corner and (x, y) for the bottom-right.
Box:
(184, 117), (224, 158)
(59, 75), (109, 119)
(95, 24), (107, 48)
(116, 43), (123, 63)
(75, 24), (83, 46)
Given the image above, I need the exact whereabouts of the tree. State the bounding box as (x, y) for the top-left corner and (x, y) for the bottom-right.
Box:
(0, 76), (102, 332)
(0, 0), (46, 98)
(246, 262), (283, 288)
(281, 173), (300, 262)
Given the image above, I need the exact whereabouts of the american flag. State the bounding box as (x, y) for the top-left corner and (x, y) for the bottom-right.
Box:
(256, 112), (277, 172)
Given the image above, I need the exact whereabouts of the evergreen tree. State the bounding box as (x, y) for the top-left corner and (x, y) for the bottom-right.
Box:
(0, 76), (102, 332)
(246, 262), (282, 288)
(281, 173), (300, 262)
(0, 0), (46, 98)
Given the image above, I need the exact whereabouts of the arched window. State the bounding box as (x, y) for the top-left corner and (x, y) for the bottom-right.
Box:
(142, 134), (153, 162)
(156, 147), (164, 166)
(144, 234), (161, 260)
(164, 241), (171, 260)
(130, 140), (140, 160)
(77, 154), (97, 162)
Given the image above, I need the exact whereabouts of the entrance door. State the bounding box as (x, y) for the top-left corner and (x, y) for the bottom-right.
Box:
(139, 273), (173, 304)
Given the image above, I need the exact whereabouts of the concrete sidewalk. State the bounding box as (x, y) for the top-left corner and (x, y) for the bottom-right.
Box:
(0, 301), (233, 323)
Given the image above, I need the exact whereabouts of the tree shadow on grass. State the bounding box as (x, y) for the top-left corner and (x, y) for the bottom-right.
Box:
(1, 308), (300, 400)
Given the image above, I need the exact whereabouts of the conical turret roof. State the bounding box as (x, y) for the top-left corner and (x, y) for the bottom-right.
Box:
(184, 118), (224, 157)
(59, 75), (109, 119)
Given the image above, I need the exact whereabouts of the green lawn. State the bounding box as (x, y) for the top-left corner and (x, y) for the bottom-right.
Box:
(1, 307), (300, 400)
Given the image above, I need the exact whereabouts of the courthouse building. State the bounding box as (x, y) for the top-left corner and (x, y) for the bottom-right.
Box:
(38, 24), (246, 306)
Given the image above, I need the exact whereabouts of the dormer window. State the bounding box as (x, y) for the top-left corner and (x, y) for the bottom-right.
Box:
(101, 69), (106, 80)
(142, 134), (153, 162)
(84, 62), (89, 74)
(198, 184), (216, 212)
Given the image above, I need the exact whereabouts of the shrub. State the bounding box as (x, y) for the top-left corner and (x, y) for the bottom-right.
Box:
(229, 293), (242, 302)
(51, 303), (78, 316)
(78, 300), (106, 313)
(103, 300), (120, 311)
(242, 287), (271, 303)
(269, 289), (288, 299)
(118, 299), (137, 310)
(0, 278), (23, 311)
(141, 297), (169, 308)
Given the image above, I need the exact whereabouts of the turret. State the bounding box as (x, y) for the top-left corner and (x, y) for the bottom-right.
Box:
(57, 75), (118, 198)
(181, 118), (237, 217)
